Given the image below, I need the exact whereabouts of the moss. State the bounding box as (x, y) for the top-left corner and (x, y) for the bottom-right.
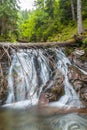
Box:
(83, 19), (87, 29)
(50, 24), (77, 42)
(79, 47), (87, 62)
(64, 47), (74, 56)
(82, 37), (87, 47)
(0, 36), (6, 42)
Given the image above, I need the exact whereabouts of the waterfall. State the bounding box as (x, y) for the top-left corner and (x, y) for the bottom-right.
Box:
(49, 49), (82, 108)
(4, 48), (83, 108)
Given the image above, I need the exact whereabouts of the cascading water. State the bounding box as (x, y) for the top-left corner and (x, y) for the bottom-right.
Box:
(49, 49), (83, 108)
(4, 48), (83, 108)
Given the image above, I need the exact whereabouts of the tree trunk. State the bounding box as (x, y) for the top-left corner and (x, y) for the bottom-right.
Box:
(0, 0), (3, 35)
(0, 20), (2, 35)
(70, 0), (75, 21)
(0, 38), (82, 49)
(77, 0), (84, 34)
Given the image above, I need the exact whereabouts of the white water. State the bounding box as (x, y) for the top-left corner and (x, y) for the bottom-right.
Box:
(49, 49), (83, 108)
(48, 113), (87, 130)
(4, 48), (83, 108)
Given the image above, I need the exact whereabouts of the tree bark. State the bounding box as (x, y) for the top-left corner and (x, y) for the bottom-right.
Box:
(0, 38), (82, 49)
(77, 0), (84, 34)
(0, 20), (2, 35)
(70, 0), (75, 21)
(0, 0), (3, 35)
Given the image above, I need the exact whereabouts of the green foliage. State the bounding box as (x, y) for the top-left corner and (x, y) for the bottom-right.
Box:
(82, 0), (87, 20)
(0, 0), (20, 41)
(59, 0), (77, 24)
(83, 38), (87, 45)
(19, 12), (36, 41)
(18, 0), (87, 42)
(19, 0), (62, 42)
(1, 0), (87, 42)
(64, 47), (74, 56)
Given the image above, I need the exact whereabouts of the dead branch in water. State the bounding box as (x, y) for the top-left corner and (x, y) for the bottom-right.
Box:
(37, 106), (87, 116)
(2, 46), (11, 65)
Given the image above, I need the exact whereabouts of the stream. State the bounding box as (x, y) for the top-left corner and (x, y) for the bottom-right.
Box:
(0, 48), (87, 130)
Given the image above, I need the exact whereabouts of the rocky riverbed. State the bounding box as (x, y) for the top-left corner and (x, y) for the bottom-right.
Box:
(38, 46), (87, 107)
(64, 46), (87, 106)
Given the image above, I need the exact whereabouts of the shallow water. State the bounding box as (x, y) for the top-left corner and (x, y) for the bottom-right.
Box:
(0, 106), (87, 130)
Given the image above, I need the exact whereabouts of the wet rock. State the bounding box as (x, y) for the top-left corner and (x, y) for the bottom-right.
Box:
(0, 77), (8, 105)
(68, 48), (87, 72)
(80, 88), (87, 102)
(38, 93), (49, 106)
(68, 65), (81, 82)
(0, 49), (9, 105)
(44, 84), (64, 102)
(68, 65), (87, 106)
(42, 71), (64, 102)
(68, 65), (87, 82)
(73, 80), (83, 91)
(74, 49), (85, 56)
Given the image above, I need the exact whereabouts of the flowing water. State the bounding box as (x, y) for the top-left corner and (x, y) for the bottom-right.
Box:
(4, 48), (83, 108)
(1, 48), (87, 130)
(0, 107), (87, 130)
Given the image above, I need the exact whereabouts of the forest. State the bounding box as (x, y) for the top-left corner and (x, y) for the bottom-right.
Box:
(0, 0), (87, 43)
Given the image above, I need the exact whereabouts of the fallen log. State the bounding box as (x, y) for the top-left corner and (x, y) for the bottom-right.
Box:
(0, 34), (86, 49)
(0, 39), (79, 49)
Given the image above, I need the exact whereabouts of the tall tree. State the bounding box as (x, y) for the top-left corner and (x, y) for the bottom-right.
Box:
(0, 0), (19, 39)
(77, 0), (84, 34)
(45, 0), (55, 19)
(59, 0), (73, 24)
(70, 0), (76, 21)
